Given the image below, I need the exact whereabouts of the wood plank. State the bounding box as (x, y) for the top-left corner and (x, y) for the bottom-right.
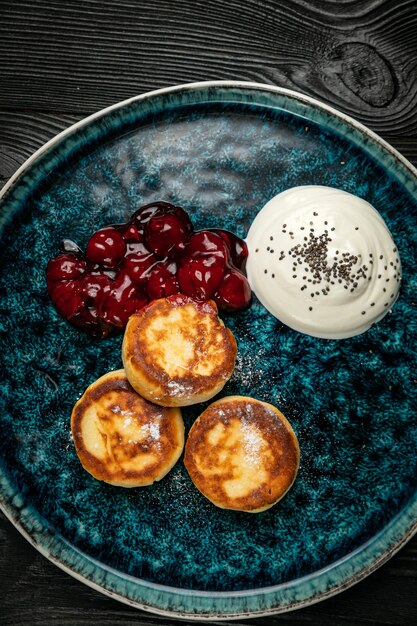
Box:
(0, 0), (416, 135)
(0, 112), (82, 185)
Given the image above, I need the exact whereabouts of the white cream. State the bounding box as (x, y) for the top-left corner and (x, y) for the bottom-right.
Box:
(245, 186), (401, 339)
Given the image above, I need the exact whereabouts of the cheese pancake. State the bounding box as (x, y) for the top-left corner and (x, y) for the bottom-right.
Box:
(71, 369), (184, 487)
(184, 396), (299, 512)
(122, 295), (237, 407)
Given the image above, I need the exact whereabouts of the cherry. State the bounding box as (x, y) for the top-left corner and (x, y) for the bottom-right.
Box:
(69, 307), (101, 334)
(100, 271), (148, 328)
(114, 221), (146, 255)
(131, 202), (164, 227)
(81, 273), (112, 310)
(209, 228), (248, 270)
(48, 279), (83, 319)
(88, 264), (117, 280)
(46, 253), (86, 282)
(86, 226), (126, 268)
(185, 230), (229, 260)
(168, 205), (193, 235)
(146, 261), (180, 299)
(46, 200), (253, 337)
(145, 213), (189, 258)
(214, 268), (252, 312)
(177, 254), (225, 301)
(124, 251), (158, 285)
(117, 222), (142, 242)
(131, 201), (193, 235)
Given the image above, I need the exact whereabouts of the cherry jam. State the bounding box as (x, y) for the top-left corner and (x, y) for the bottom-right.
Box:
(46, 201), (251, 337)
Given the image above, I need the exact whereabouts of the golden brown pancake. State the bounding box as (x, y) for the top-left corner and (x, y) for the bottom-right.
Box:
(71, 369), (184, 487)
(122, 295), (237, 407)
(184, 396), (299, 512)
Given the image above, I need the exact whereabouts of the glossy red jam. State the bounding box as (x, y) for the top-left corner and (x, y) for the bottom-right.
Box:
(46, 201), (251, 337)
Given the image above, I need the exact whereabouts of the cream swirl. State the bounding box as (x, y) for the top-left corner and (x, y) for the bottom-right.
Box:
(245, 186), (401, 339)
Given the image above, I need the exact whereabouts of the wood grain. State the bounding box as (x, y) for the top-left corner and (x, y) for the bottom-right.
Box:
(0, 112), (81, 184)
(1, 0), (417, 624)
(1, 0), (417, 133)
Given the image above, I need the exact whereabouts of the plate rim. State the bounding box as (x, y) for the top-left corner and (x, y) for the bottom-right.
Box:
(1, 494), (416, 621)
(1, 79), (417, 619)
(2, 80), (417, 207)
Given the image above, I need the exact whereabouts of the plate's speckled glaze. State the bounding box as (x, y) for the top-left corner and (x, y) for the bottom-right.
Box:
(1, 82), (417, 619)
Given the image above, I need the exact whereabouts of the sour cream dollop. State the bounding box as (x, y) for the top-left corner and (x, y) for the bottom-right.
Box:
(245, 186), (401, 339)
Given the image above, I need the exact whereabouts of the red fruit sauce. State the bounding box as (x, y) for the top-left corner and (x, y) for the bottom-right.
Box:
(46, 201), (251, 337)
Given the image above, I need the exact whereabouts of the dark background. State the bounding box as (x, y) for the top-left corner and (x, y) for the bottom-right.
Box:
(1, 1), (417, 624)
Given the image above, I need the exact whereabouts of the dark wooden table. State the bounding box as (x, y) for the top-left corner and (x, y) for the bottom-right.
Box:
(1, 1), (417, 624)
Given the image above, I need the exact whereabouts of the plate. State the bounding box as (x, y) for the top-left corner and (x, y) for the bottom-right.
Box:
(1, 81), (417, 620)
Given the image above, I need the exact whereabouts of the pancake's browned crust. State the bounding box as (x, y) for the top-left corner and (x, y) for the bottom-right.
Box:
(122, 295), (237, 407)
(71, 369), (184, 487)
(184, 396), (299, 512)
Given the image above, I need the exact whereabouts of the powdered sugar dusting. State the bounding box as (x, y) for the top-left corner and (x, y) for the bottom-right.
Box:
(240, 415), (264, 468)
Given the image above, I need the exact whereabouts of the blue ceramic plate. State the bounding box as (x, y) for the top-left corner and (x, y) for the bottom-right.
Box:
(1, 81), (417, 619)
